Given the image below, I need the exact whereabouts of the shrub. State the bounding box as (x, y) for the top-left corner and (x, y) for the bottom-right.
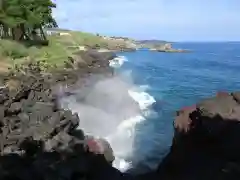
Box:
(0, 40), (29, 59)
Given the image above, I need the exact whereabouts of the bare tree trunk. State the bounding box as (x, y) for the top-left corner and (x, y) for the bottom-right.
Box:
(0, 0), (2, 10)
(3, 25), (9, 38)
(11, 28), (15, 40)
(19, 24), (25, 40)
(0, 24), (3, 38)
(27, 28), (32, 39)
(12, 26), (22, 40)
(39, 26), (46, 40)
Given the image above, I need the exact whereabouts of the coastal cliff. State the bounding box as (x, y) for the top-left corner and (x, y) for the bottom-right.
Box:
(136, 40), (189, 53)
(0, 49), (117, 180)
(156, 92), (240, 180)
(153, 43), (189, 53)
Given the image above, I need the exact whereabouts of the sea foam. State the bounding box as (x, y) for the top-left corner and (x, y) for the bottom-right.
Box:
(59, 55), (156, 172)
(109, 56), (128, 68)
(108, 56), (156, 172)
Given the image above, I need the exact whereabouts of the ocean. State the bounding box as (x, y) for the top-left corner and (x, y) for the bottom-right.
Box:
(112, 42), (240, 172)
(61, 42), (240, 174)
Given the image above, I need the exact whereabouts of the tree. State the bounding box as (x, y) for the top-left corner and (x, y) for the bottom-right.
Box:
(0, 0), (57, 41)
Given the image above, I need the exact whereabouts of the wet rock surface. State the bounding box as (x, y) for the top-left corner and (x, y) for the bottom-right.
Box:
(156, 92), (240, 180)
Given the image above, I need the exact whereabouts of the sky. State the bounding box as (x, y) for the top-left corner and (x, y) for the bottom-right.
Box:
(52, 0), (240, 41)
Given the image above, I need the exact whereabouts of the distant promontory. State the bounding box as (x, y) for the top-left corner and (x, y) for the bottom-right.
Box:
(136, 40), (190, 53)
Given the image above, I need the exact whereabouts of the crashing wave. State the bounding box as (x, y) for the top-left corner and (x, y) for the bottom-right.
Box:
(108, 56), (157, 172)
(128, 89), (156, 110)
(60, 55), (156, 173)
(109, 56), (128, 68)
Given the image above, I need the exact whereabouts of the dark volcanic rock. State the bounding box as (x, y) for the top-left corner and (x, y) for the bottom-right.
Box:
(85, 49), (117, 61)
(156, 92), (240, 180)
(8, 102), (22, 114)
(85, 135), (115, 163)
(71, 50), (115, 69)
(0, 88), (9, 104)
(0, 77), (92, 179)
(52, 50), (114, 88)
(0, 51), (118, 180)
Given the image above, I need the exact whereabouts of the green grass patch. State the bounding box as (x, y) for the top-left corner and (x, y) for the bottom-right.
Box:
(69, 31), (109, 48)
(0, 40), (29, 59)
(0, 29), (128, 73)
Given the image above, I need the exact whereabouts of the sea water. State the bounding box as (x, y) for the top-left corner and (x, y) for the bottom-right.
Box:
(111, 42), (240, 172)
(61, 42), (240, 173)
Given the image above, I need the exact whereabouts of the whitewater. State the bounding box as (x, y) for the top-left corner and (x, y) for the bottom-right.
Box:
(59, 55), (156, 172)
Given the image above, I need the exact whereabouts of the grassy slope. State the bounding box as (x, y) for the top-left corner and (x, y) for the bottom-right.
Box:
(0, 31), (119, 74)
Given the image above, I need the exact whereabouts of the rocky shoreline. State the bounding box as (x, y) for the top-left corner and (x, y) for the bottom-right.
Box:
(156, 92), (240, 180)
(0, 48), (239, 180)
(0, 49), (117, 179)
(84, 91), (240, 180)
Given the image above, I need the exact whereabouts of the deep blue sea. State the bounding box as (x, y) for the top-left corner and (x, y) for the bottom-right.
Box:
(117, 42), (240, 172)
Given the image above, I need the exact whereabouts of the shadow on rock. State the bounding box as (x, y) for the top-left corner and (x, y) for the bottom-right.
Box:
(156, 92), (240, 180)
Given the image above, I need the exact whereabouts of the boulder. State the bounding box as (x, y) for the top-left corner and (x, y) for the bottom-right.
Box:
(85, 136), (115, 164)
(8, 102), (22, 114)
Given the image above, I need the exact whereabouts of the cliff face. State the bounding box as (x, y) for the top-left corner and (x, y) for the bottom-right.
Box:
(156, 92), (240, 180)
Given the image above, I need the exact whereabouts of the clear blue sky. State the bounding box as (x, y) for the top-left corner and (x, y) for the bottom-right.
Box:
(52, 0), (240, 41)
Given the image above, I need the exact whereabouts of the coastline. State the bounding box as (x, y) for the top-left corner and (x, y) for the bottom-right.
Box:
(0, 31), (239, 180)
(0, 41), (240, 180)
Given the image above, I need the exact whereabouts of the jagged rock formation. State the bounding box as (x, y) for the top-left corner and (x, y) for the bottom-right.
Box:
(0, 68), (87, 179)
(156, 92), (240, 180)
(0, 50), (116, 180)
(73, 90), (240, 180)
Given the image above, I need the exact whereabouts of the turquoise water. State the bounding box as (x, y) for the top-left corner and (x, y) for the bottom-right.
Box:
(118, 42), (240, 172)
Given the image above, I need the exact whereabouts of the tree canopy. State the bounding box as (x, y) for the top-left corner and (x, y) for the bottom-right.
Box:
(0, 0), (57, 41)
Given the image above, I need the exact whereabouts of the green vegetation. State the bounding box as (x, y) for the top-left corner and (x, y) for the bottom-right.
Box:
(0, 0), (57, 41)
(0, 0), (132, 74)
(0, 29), (132, 72)
(0, 0), (66, 73)
(0, 30), (115, 73)
(69, 31), (108, 48)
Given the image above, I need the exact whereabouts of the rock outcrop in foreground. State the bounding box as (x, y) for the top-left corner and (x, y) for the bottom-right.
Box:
(0, 50), (116, 180)
(156, 92), (240, 180)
